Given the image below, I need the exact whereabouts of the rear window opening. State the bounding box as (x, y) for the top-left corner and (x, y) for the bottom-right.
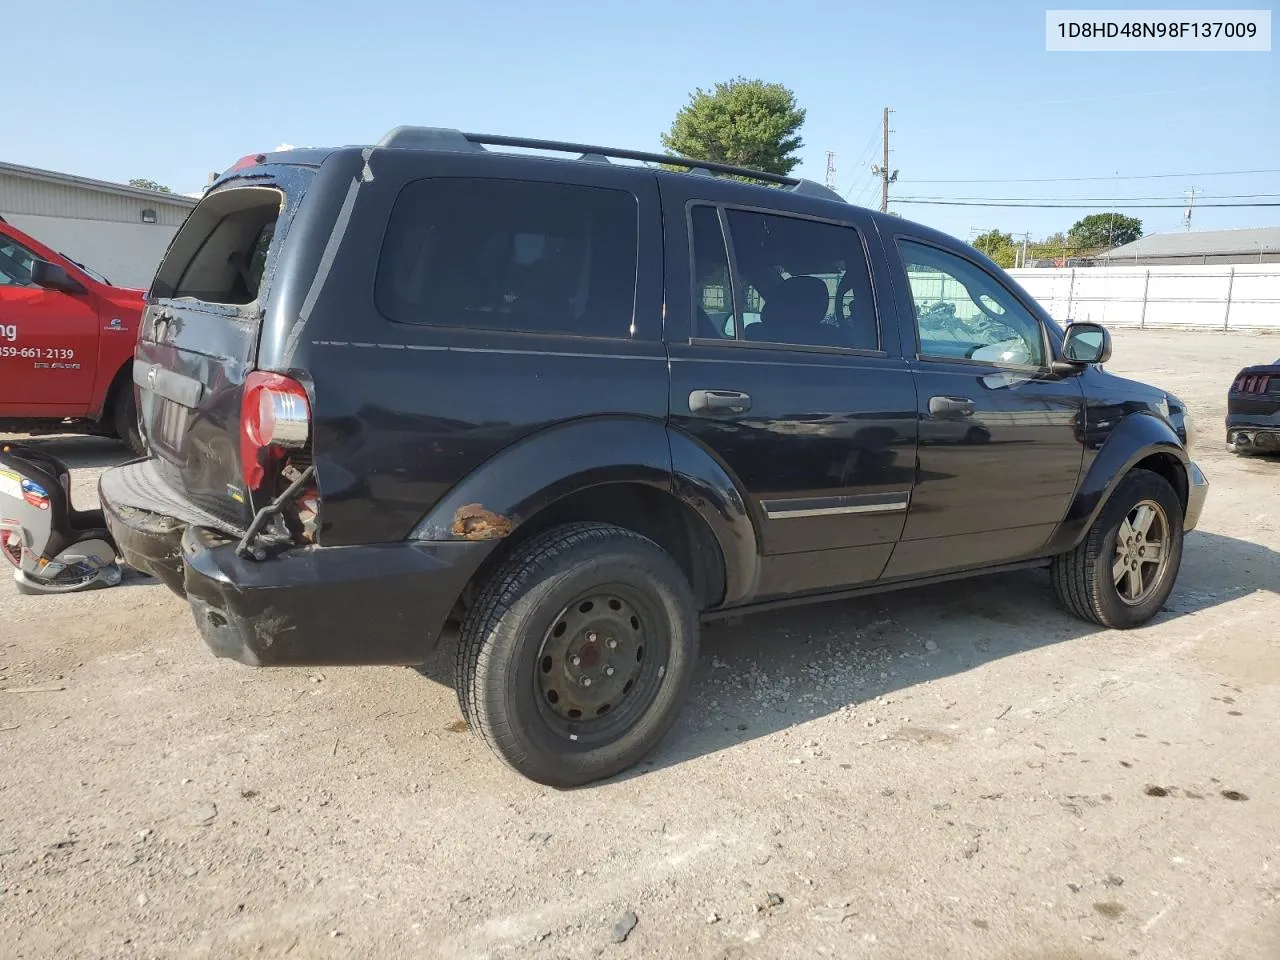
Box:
(151, 187), (283, 306)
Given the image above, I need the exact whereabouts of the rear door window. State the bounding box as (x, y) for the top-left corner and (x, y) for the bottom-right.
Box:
(375, 178), (638, 338)
(688, 206), (879, 351)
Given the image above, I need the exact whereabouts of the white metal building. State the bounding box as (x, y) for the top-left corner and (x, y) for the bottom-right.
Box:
(0, 161), (197, 289)
(1097, 226), (1280, 266)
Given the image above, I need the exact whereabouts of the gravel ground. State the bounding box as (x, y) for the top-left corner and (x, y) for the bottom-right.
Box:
(2, 329), (1278, 960)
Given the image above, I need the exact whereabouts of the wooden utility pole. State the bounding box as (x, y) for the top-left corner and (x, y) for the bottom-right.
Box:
(870, 107), (898, 213)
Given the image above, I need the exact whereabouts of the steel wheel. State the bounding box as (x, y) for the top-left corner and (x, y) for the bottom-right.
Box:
(1112, 499), (1170, 606)
(456, 523), (699, 786)
(534, 585), (667, 746)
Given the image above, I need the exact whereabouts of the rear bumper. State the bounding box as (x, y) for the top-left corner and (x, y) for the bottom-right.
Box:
(1225, 412), (1280, 453)
(1184, 460), (1208, 533)
(100, 460), (496, 667)
(181, 527), (492, 666)
(100, 459), (229, 596)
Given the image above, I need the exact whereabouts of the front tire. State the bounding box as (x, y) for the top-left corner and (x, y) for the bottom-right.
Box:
(1051, 468), (1184, 628)
(455, 522), (699, 788)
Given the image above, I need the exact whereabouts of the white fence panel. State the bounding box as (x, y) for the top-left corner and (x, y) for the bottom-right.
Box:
(1006, 264), (1280, 331)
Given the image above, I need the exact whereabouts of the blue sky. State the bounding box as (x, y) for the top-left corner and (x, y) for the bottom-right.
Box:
(3, 0), (1276, 242)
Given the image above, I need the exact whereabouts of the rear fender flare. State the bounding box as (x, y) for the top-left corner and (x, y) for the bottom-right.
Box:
(408, 417), (760, 606)
(1044, 412), (1188, 555)
(409, 417), (671, 541)
(668, 430), (759, 606)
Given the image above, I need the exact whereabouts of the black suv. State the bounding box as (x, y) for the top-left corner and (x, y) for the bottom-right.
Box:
(100, 128), (1208, 787)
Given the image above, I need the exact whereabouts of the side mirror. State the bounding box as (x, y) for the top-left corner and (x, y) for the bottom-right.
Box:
(29, 259), (86, 296)
(1061, 321), (1112, 365)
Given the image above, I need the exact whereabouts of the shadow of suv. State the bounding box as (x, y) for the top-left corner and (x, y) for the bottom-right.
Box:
(98, 128), (1207, 787)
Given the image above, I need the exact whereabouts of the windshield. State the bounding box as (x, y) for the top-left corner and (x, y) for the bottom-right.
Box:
(0, 238), (35, 285)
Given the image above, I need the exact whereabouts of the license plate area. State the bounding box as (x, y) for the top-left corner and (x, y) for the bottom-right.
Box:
(149, 396), (190, 458)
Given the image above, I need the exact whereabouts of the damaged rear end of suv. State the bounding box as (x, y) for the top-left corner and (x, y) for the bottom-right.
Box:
(104, 128), (1208, 789)
(100, 146), (489, 668)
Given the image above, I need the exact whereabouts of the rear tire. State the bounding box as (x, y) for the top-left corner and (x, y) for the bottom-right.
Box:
(455, 522), (699, 788)
(1051, 468), (1184, 629)
(112, 387), (145, 457)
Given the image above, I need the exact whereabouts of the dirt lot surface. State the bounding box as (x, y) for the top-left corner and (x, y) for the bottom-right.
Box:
(2, 329), (1278, 960)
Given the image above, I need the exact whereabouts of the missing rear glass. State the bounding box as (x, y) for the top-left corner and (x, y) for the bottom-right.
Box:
(151, 187), (283, 306)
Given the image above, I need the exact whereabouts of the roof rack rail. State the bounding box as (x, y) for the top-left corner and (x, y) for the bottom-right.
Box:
(377, 126), (484, 153)
(375, 126), (847, 203)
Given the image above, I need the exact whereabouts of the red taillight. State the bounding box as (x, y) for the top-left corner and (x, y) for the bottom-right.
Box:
(240, 372), (311, 489)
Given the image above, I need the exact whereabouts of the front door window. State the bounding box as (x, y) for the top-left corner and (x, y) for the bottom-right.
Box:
(898, 240), (1045, 367)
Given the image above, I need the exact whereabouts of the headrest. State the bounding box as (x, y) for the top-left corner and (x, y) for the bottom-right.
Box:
(762, 275), (829, 325)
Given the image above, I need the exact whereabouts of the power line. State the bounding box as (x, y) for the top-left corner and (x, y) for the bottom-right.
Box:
(893, 199), (1280, 209)
(841, 128), (882, 196)
(852, 176), (880, 208)
(898, 192), (1280, 202)
(842, 121), (883, 197)
(898, 167), (1280, 185)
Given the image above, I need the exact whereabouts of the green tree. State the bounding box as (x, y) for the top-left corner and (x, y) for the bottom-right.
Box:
(1067, 213), (1142, 251)
(661, 78), (806, 176)
(128, 178), (172, 193)
(971, 229), (1017, 267)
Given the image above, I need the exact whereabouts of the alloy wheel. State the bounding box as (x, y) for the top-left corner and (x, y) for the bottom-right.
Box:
(1113, 499), (1171, 606)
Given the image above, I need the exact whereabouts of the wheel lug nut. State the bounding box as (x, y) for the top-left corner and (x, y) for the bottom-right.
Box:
(581, 676), (592, 687)
(605, 666), (615, 677)
(586, 631), (597, 643)
(606, 638), (618, 650)
(570, 655), (581, 667)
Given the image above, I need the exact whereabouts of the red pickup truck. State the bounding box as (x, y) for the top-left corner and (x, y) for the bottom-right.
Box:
(0, 216), (145, 454)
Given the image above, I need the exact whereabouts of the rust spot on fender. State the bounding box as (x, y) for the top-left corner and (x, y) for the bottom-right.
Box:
(451, 504), (512, 540)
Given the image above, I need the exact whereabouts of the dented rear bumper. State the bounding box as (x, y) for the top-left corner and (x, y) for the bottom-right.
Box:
(101, 461), (496, 667)
(179, 527), (494, 666)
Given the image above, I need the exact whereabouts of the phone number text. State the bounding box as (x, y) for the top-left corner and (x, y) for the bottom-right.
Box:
(0, 347), (76, 360)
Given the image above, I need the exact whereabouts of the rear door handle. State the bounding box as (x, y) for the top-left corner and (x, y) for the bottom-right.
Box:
(689, 389), (752, 414)
(929, 396), (975, 418)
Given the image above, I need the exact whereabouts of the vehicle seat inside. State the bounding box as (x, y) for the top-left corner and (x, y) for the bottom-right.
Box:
(746, 275), (832, 346)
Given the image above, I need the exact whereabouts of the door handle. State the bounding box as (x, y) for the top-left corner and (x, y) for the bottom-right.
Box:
(929, 396), (975, 418)
(689, 389), (752, 414)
